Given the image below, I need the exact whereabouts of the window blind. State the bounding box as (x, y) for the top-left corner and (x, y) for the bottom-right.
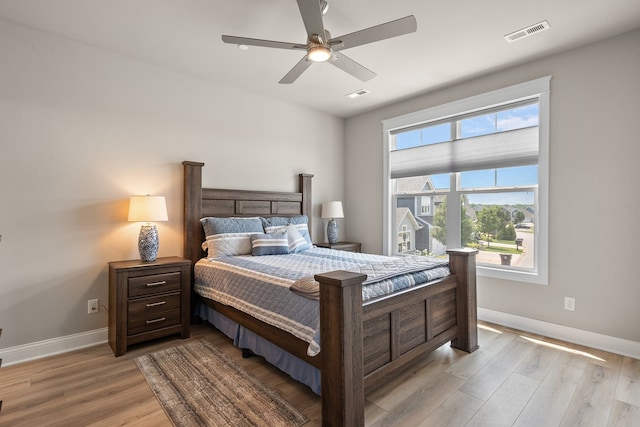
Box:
(389, 126), (538, 179)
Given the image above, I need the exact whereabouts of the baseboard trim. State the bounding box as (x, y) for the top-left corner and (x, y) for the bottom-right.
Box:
(478, 307), (640, 359)
(0, 328), (108, 367)
(3, 311), (639, 366)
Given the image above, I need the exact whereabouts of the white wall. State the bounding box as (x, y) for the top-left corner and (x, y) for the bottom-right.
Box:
(345, 28), (640, 343)
(0, 19), (345, 350)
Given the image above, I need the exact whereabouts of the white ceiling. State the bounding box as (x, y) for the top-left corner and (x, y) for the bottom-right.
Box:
(1, 0), (640, 118)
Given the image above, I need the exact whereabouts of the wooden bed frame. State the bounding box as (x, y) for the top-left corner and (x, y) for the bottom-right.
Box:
(182, 161), (478, 426)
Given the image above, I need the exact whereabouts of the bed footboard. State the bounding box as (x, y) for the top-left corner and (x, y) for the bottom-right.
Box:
(315, 248), (477, 427)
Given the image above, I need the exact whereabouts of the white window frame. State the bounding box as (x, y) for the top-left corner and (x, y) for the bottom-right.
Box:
(382, 77), (550, 285)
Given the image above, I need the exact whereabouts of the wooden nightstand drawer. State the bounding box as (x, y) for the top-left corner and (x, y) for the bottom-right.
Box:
(128, 310), (181, 336)
(128, 293), (181, 318)
(128, 272), (181, 298)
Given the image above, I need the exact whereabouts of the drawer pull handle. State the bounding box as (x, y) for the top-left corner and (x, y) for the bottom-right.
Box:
(146, 301), (166, 308)
(146, 281), (167, 287)
(146, 317), (166, 324)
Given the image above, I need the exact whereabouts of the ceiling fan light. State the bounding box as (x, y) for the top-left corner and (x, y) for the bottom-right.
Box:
(308, 45), (331, 62)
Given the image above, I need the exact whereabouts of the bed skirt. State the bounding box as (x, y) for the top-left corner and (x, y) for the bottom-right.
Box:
(197, 303), (322, 395)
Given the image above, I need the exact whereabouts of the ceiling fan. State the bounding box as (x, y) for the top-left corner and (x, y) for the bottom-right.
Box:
(221, 0), (417, 84)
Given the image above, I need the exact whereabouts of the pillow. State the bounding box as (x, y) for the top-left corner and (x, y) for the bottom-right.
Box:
(204, 232), (257, 258)
(269, 224), (312, 253)
(250, 232), (290, 256)
(201, 217), (263, 237)
(261, 215), (312, 245)
(200, 217), (264, 258)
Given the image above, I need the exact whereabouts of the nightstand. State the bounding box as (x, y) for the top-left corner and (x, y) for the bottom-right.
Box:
(315, 241), (362, 253)
(108, 256), (191, 356)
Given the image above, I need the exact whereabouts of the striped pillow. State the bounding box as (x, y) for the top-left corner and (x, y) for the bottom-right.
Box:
(285, 224), (312, 252)
(250, 232), (290, 256)
(261, 215), (312, 245)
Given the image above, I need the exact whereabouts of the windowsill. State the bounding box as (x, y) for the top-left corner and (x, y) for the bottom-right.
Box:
(477, 264), (548, 285)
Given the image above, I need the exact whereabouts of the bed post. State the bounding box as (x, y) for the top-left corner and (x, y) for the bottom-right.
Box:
(446, 248), (479, 353)
(299, 173), (313, 236)
(183, 161), (205, 267)
(315, 270), (368, 427)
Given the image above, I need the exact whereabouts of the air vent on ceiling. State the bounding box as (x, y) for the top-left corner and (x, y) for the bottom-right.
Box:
(504, 20), (550, 43)
(346, 89), (370, 99)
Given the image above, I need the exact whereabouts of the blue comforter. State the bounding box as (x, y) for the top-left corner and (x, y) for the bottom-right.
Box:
(194, 247), (450, 356)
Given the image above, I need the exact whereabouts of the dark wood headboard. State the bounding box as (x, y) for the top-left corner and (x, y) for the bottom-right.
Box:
(182, 161), (314, 268)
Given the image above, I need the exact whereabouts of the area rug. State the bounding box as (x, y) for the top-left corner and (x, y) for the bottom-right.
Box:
(135, 340), (308, 426)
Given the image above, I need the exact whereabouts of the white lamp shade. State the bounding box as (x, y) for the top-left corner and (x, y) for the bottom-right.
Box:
(321, 201), (344, 219)
(128, 196), (168, 222)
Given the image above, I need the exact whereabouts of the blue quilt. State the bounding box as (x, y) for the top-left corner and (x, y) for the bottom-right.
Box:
(194, 247), (450, 356)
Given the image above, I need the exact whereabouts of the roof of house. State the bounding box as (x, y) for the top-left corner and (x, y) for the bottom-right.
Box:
(396, 207), (424, 231)
(394, 176), (434, 193)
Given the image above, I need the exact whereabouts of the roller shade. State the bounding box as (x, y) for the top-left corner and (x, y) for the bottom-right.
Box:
(389, 126), (538, 179)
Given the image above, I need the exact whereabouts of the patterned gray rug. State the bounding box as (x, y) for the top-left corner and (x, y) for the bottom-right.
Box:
(135, 340), (308, 426)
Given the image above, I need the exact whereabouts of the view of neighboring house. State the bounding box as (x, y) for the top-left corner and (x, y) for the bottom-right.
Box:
(395, 174), (536, 256)
(395, 176), (434, 253)
(395, 176), (450, 255)
(395, 207), (422, 253)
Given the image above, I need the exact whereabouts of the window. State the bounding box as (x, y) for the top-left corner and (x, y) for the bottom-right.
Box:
(398, 225), (411, 253)
(420, 196), (431, 215)
(383, 77), (550, 284)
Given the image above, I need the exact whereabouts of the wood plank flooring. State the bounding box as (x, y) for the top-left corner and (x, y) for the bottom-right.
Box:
(0, 321), (638, 426)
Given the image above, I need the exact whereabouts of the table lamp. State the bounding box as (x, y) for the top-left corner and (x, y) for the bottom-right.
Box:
(128, 195), (168, 262)
(321, 201), (343, 244)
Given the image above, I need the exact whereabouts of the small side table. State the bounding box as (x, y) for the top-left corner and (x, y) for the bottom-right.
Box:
(108, 256), (191, 356)
(315, 241), (361, 253)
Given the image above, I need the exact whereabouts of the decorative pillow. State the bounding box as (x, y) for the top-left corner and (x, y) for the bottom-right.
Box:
(200, 217), (264, 258)
(250, 232), (290, 256)
(268, 224), (312, 253)
(261, 215), (312, 245)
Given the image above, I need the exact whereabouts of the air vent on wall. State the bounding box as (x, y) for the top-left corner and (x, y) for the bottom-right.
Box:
(504, 20), (550, 43)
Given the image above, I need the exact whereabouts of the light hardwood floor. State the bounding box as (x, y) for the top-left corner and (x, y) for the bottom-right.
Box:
(1, 321), (639, 426)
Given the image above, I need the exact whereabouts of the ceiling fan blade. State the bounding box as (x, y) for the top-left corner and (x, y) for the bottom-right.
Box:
(279, 56), (313, 84)
(331, 15), (417, 51)
(331, 52), (376, 82)
(222, 35), (304, 50)
(297, 0), (325, 39)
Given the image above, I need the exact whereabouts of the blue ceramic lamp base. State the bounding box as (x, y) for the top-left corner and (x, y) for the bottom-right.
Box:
(327, 219), (338, 244)
(138, 225), (159, 262)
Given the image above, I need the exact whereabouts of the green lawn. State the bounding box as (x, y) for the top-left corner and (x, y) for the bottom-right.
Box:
(481, 246), (522, 255)
(469, 239), (524, 255)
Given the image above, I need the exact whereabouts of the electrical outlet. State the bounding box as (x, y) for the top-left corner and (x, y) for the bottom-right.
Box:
(564, 296), (575, 311)
(88, 299), (99, 314)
